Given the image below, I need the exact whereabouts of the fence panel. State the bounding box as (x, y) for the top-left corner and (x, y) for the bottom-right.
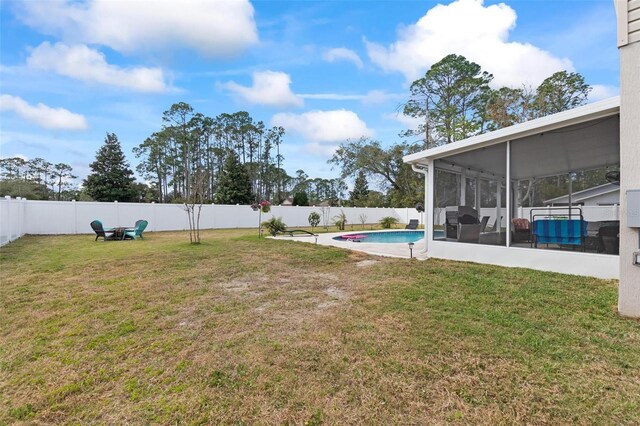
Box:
(0, 197), (25, 246)
(3, 199), (619, 244)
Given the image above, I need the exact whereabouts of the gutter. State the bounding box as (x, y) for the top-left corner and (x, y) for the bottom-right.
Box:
(411, 164), (429, 255)
(411, 164), (428, 174)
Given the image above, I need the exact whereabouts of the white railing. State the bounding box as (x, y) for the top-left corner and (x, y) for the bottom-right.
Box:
(0, 198), (424, 245)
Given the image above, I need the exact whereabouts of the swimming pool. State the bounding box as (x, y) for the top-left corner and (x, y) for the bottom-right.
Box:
(333, 230), (443, 243)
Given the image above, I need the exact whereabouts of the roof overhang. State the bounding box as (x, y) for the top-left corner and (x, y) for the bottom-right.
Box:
(403, 96), (620, 166)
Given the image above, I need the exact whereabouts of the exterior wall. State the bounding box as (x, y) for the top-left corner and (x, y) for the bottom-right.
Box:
(617, 0), (640, 46)
(0, 198), (422, 244)
(587, 191), (622, 206)
(618, 40), (640, 317)
(428, 240), (619, 279)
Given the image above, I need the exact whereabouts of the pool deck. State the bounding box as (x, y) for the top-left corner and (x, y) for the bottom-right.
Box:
(271, 229), (428, 260)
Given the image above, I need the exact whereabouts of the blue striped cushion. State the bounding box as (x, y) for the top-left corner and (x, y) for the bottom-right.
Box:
(532, 219), (587, 245)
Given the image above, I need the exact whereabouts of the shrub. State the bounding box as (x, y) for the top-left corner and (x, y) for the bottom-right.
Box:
(262, 217), (287, 236)
(308, 212), (320, 230)
(333, 210), (347, 231)
(379, 216), (399, 229)
(358, 213), (367, 229)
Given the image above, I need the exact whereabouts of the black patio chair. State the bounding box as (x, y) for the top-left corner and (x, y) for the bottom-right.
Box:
(405, 219), (419, 229)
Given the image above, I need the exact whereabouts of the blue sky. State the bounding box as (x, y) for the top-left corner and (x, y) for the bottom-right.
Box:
(0, 0), (619, 186)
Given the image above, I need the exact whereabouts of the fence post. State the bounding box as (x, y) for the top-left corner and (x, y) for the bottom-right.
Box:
(73, 199), (78, 234)
(4, 196), (11, 243)
(115, 200), (119, 226)
(152, 202), (156, 232)
(16, 197), (22, 240)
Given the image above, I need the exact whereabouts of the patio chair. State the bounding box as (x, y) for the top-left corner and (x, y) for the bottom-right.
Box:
(599, 224), (619, 255)
(491, 216), (503, 231)
(479, 216), (490, 233)
(274, 229), (317, 237)
(511, 218), (531, 243)
(90, 220), (115, 241)
(125, 220), (148, 240)
(405, 219), (419, 229)
(457, 223), (481, 243)
(446, 206), (479, 239)
(531, 219), (588, 249)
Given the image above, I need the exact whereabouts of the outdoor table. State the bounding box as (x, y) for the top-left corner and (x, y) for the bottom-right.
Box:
(111, 227), (134, 240)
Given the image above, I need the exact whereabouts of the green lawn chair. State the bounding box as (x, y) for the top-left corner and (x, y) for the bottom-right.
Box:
(90, 220), (115, 241)
(125, 220), (148, 240)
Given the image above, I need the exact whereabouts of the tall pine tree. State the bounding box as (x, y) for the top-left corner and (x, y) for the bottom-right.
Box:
(215, 151), (253, 204)
(350, 170), (369, 207)
(84, 133), (136, 202)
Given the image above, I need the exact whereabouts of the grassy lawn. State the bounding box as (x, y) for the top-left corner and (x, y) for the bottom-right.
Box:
(1, 229), (639, 424)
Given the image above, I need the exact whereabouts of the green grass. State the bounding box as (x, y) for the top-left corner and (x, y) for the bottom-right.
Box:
(1, 229), (639, 424)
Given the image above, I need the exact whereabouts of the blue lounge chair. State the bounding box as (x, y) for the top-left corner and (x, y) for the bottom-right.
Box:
(125, 220), (148, 240)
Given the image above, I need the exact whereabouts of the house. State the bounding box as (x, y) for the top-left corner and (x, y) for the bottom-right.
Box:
(615, 0), (640, 317)
(404, 0), (640, 317)
(544, 183), (620, 206)
(404, 97), (621, 280)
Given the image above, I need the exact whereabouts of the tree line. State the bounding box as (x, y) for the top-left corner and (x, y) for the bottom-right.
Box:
(330, 54), (594, 208)
(133, 103), (288, 204)
(0, 157), (77, 200)
(1, 54), (597, 207)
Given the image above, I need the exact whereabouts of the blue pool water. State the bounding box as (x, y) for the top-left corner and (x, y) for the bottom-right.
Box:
(333, 230), (444, 243)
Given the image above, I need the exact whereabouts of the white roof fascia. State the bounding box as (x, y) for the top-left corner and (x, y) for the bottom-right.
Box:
(403, 96), (620, 164)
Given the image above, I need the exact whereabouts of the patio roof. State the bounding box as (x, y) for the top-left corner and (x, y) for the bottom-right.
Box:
(404, 97), (620, 180)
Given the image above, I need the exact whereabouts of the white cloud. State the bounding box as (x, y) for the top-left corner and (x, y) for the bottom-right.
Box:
(323, 47), (364, 69)
(0, 153), (29, 161)
(365, 0), (573, 87)
(362, 90), (405, 105)
(271, 110), (373, 148)
(305, 142), (341, 157)
(299, 93), (363, 101)
(590, 84), (619, 102)
(298, 90), (404, 104)
(384, 112), (423, 129)
(17, 0), (258, 57)
(0, 95), (88, 130)
(222, 71), (303, 108)
(26, 42), (168, 92)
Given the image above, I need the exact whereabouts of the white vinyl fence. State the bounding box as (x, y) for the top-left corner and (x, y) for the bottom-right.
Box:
(1, 197), (621, 247)
(0, 197), (423, 246)
(0, 196), (25, 246)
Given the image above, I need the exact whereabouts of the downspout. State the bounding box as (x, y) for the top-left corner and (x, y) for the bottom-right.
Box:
(412, 164), (429, 254)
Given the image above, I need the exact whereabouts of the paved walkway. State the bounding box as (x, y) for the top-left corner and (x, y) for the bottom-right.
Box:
(272, 229), (428, 259)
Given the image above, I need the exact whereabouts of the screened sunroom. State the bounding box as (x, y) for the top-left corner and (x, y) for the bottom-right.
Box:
(404, 97), (621, 279)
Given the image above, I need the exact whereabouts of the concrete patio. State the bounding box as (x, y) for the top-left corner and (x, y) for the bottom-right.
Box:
(271, 229), (428, 259)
